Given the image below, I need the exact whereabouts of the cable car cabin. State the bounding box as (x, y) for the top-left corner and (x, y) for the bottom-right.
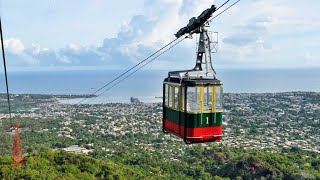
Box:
(163, 15), (223, 143)
(163, 78), (223, 144)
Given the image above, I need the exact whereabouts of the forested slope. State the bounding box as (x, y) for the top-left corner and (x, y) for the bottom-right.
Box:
(0, 146), (319, 179)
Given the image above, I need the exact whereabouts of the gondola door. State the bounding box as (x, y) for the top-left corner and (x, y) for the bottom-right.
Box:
(203, 86), (213, 126)
(173, 86), (180, 134)
(178, 86), (184, 135)
(199, 87), (204, 127)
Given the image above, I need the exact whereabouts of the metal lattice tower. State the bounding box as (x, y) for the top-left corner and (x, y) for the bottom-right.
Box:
(12, 125), (24, 166)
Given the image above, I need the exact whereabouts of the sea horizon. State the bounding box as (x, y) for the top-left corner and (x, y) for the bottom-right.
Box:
(1, 68), (320, 103)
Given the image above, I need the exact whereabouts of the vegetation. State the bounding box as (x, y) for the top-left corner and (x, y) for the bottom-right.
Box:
(0, 143), (319, 179)
(0, 147), (144, 179)
(0, 92), (319, 179)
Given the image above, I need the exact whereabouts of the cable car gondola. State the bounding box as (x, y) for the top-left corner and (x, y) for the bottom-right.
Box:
(162, 5), (223, 144)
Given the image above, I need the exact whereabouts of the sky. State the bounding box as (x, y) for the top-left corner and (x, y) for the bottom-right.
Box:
(0, 0), (320, 71)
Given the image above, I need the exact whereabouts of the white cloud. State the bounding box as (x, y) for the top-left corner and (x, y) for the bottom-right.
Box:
(59, 55), (72, 64)
(212, 0), (320, 68)
(3, 0), (320, 69)
(142, 0), (215, 46)
(3, 38), (25, 55)
(67, 43), (83, 52)
(1, 38), (41, 66)
(30, 44), (50, 55)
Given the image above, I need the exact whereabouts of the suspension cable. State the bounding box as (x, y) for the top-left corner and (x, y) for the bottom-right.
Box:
(77, 37), (181, 104)
(78, 0), (241, 104)
(208, 0), (241, 23)
(0, 17), (13, 127)
(215, 0), (231, 11)
(84, 36), (188, 104)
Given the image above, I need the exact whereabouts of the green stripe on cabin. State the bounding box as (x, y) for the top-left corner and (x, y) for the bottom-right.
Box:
(164, 107), (222, 128)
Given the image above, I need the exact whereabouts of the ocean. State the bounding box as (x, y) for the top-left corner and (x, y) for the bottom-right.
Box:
(1, 68), (320, 103)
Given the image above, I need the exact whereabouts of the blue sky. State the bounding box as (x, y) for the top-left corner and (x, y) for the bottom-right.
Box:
(1, 0), (320, 71)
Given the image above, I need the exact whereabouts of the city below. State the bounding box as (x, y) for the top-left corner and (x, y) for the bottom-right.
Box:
(0, 91), (319, 155)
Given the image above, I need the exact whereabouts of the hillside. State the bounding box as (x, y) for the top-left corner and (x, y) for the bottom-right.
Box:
(0, 147), (144, 179)
(0, 146), (319, 179)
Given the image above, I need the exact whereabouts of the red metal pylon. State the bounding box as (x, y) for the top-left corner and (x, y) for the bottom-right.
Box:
(12, 125), (24, 166)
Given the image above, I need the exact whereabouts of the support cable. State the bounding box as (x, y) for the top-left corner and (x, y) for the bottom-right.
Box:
(0, 17), (13, 127)
(208, 0), (241, 23)
(77, 37), (181, 104)
(85, 37), (187, 104)
(78, 0), (241, 104)
(215, 0), (231, 11)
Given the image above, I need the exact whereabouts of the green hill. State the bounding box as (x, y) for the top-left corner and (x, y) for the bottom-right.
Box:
(0, 147), (145, 180)
(0, 146), (319, 179)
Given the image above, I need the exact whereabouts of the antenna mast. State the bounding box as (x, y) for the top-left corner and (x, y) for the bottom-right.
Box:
(12, 125), (24, 166)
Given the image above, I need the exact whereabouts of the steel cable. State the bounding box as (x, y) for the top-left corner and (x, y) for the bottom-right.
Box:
(78, 0), (241, 104)
(0, 17), (13, 127)
(77, 37), (181, 104)
(85, 36), (188, 104)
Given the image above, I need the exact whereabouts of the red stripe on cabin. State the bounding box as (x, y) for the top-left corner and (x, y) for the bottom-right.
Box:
(164, 119), (222, 143)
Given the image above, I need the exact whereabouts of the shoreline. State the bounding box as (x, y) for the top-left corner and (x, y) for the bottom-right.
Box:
(1, 91), (319, 105)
